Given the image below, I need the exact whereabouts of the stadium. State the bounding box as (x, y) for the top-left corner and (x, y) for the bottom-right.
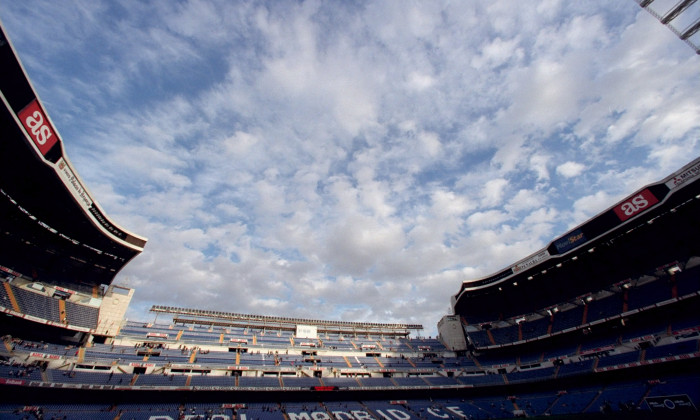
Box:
(1, 4), (700, 420)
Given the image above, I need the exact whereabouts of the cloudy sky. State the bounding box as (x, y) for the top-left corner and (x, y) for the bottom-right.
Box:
(2, 1), (699, 336)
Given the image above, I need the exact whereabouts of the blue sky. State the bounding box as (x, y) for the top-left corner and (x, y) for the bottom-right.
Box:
(2, 1), (699, 336)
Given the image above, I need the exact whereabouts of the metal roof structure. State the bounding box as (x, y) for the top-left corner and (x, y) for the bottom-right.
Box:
(452, 156), (700, 322)
(151, 305), (423, 337)
(635, 0), (700, 54)
(0, 21), (146, 287)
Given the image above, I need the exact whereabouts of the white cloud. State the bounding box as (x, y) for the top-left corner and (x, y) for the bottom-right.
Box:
(324, 215), (406, 276)
(406, 72), (436, 91)
(481, 178), (509, 208)
(530, 153), (551, 181)
(2, 0), (699, 337)
(506, 189), (546, 214)
(471, 36), (523, 70)
(466, 210), (509, 229)
(556, 161), (586, 178)
(571, 190), (613, 226)
(224, 131), (259, 157)
(432, 190), (473, 219)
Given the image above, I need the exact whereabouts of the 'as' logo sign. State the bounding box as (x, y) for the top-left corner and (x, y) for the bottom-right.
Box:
(613, 189), (658, 222)
(18, 99), (59, 157)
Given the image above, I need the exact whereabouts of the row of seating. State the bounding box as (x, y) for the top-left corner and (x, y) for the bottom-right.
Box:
(474, 328), (699, 369)
(38, 320), (700, 374)
(0, 258), (100, 297)
(465, 266), (700, 349)
(119, 320), (444, 351)
(10, 335), (697, 390)
(1, 373), (697, 419)
(0, 279), (98, 329)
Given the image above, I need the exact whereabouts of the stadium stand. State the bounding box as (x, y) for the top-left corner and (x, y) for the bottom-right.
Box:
(1, 16), (700, 420)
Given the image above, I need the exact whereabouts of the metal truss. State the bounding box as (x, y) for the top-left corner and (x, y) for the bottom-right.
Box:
(635, 0), (700, 54)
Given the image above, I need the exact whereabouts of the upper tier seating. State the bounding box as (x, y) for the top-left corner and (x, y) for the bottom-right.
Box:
(64, 300), (99, 329)
(626, 279), (674, 310)
(645, 338), (699, 360)
(676, 264), (700, 296)
(6, 283), (61, 324)
(585, 294), (622, 323)
(463, 265), (700, 351)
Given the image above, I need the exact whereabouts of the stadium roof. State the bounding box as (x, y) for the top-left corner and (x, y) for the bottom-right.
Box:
(452, 156), (700, 320)
(151, 305), (423, 336)
(0, 22), (146, 286)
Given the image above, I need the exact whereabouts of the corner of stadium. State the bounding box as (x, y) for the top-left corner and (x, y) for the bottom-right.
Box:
(1, 9), (699, 420)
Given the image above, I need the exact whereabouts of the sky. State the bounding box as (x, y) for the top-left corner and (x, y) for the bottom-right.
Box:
(1, 1), (699, 337)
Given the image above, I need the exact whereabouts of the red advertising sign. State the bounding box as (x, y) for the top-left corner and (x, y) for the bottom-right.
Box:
(18, 99), (59, 156)
(0, 378), (26, 386)
(129, 362), (155, 367)
(0, 265), (21, 277)
(54, 286), (75, 295)
(613, 189), (658, 222)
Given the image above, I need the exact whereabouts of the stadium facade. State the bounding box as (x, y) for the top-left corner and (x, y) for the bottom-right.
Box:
(1, 17), (699, 420)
